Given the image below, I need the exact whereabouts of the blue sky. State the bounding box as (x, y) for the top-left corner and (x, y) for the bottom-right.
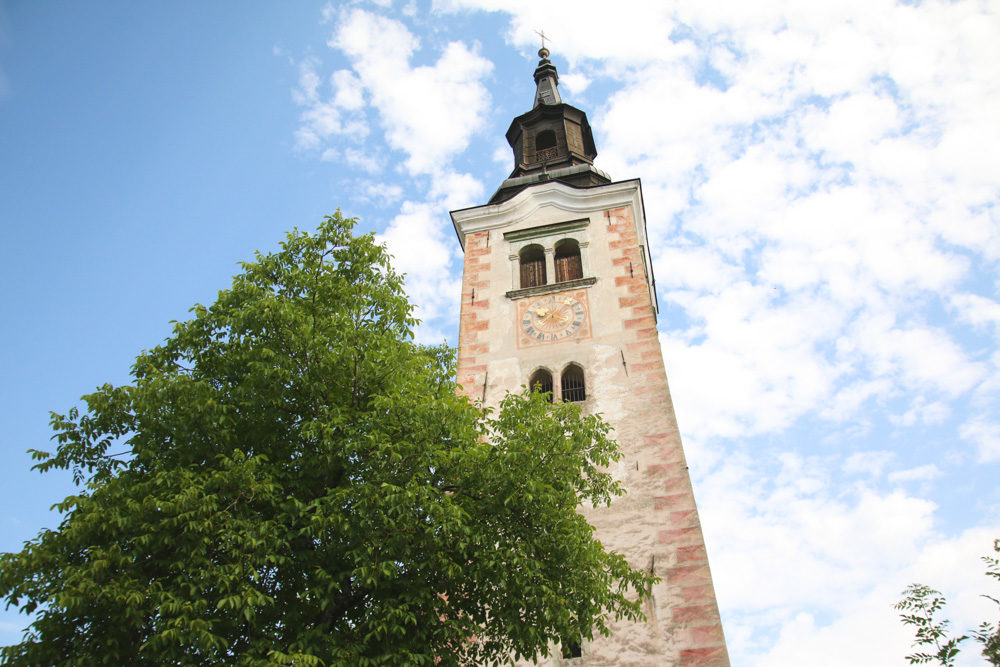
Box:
(2, 1), (999, 664)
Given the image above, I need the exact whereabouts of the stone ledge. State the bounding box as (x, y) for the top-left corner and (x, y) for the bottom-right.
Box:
(505, 276), (597, 300)
(502, 217), (590, 242)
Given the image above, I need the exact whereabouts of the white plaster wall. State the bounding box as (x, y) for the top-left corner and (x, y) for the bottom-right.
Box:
(452, 180), (729, 667)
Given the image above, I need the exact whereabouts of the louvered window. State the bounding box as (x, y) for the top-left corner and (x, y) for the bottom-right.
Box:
(520, 244), (547, 288)
(554, 239), (583, 282)
(529, 369), (553, 402)
(561, 364), (586, 402)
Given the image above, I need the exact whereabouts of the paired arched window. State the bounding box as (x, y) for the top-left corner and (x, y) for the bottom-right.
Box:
(561, 364), (586, 402)
(528, 365), (586, 403)
(518, 239), (584, 289)
(519, 244), (546, 289)
(554, 239), (583, 283)
(528, 368), (554, 402)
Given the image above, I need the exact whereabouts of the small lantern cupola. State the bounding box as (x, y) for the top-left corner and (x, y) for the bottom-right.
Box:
(488, 48), (612, 204)
(533, 47), (562, 107)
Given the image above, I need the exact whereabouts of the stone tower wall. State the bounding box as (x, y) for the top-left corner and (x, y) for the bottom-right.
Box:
(456, 230), (492, 401)
(573, 204), (729, 666)
(452, 181), (729, 666)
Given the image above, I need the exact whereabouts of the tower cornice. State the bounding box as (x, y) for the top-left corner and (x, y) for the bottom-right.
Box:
(451, 178), (648, 253)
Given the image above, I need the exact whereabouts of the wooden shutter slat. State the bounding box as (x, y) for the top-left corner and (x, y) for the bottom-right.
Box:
(554, 251), (582, 282)
(521, 258), (545, 288)
(567, 254), (582, 280)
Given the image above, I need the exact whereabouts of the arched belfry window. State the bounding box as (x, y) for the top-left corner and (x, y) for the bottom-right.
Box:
(529, 369), (554, 402)
(535, 129), (557, 151)
(554, 239), (583, 283)
(519, 244), (547, 288)
(561, 364), (586, 402)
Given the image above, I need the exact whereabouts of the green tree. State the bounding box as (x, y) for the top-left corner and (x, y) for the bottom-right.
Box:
(895, 539), (1000, 666)
(0, 214), (654, 666)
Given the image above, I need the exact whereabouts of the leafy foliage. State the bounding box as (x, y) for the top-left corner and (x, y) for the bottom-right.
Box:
(973, 541), (1000, 665)
(895, 539), (1000, 666)
(895, 585), (967, 666)
(0, 213), (654, 666)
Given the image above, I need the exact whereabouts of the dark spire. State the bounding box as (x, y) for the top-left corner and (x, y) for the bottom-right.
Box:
(533, 47), (562, 108)
(487, 48), (611, 204)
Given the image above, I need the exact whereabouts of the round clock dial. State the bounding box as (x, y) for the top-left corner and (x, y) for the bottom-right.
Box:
(521, 294), (586, 342)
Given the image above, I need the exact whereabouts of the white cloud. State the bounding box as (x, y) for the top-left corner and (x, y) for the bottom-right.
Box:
(332, 8), (418, 63)
(699, 452), (938, 652)
(331, 69), (365, 110)
(653, 244), (741, 293)
(906, 527), (1000, 634)
(754, 526), (1000, 667)
(843, 450), (894, 478)
(801, 92), (901, 163)
(697, 450), (998, 666)
(291, 58), (370, 151)
(852, 316), (984, 397)
(951, 293), (1000, 330)
(427, 171), (484, 210)
(361, 181), (404, 205)
(296, 7), (494, 178)
(491, 142), (510, 165)
(755, 606), (912, 667)
(888, 464), (943, 484)
(558, 72), (590, 95)
(820, 378), (892, 422)
(660, 283), (844, 439)
(330, 9), (493, 175)
(377, 200), (463, 339)
(292, 57), (321, 106)
(890, 398), (950, 427)
(290, 8), (497, 341)
(342, 148), (382, 174)
(320, 2), (337, 23)
(960, 418), (1000, 463)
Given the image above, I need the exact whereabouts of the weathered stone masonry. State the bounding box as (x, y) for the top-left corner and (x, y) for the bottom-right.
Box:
(595, 204), (729, 666)
(456, 231), (491, 400)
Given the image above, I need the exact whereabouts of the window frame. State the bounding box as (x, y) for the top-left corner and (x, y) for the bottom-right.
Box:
(554, 238), (583, 283)
(560, 363), (586, 402)
(528, 367), (554, 402)
(518, 243), (547, 289)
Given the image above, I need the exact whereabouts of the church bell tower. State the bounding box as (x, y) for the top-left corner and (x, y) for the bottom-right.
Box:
(450, 49), (730, 666)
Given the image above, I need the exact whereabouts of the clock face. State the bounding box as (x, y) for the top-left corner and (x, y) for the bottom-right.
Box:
(521, 294), (586, 342)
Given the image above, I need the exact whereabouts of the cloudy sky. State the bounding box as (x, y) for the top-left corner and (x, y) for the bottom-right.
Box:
(2, 1), (999, 664)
